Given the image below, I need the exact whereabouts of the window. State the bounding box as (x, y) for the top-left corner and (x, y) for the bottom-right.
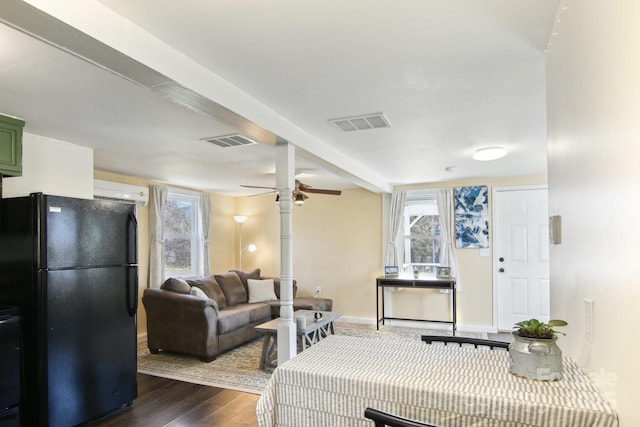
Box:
(403, 191), (441, 274)
(164, 189), (203, 278)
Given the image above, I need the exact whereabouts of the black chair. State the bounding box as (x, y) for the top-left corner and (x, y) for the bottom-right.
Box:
(421, 335), (509, 350)
(364, 408), (439, 427)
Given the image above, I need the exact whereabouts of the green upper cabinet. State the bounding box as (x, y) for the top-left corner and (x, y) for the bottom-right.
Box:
(0, 114), (24, 177)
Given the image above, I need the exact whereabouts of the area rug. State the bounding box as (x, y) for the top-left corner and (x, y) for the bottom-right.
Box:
(137, 322), (486, 395)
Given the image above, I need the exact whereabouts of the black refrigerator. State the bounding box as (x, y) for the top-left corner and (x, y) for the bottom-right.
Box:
(0, 193), (138, 427)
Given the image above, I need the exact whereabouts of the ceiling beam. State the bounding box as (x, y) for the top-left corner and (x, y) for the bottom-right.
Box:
(1, 0), (391, 194)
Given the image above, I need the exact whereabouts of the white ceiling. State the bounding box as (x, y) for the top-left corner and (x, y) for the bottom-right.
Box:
(0, 0), (560, 196)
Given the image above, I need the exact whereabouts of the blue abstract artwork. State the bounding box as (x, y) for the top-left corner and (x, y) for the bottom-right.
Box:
(455, 186), (489, 248)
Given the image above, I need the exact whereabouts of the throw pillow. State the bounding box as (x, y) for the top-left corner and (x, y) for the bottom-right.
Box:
(190, 286), (208, 299)
(187, 276), (228, 308)
(188, 285), (220, 315)
(247, 279), (277, 303)
(214, 272), (248, 305)
(160, 277), (191, 294)
(265, 277), (297, 298)
(229, 268), (261, 294)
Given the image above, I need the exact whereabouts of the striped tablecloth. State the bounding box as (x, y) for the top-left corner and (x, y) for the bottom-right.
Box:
(256, 335), (618, 427)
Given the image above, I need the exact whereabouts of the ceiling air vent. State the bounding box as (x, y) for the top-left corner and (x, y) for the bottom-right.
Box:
(202, 134), (258, 148)
(329, 113), (391, 132)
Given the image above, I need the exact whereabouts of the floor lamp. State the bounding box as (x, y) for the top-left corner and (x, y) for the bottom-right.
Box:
(234, 215), (256, 270)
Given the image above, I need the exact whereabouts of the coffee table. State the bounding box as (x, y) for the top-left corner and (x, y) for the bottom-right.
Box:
(255, 310), (342, 371)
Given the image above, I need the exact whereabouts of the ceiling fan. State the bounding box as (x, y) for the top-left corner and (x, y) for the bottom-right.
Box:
(241, 180), (342, 205)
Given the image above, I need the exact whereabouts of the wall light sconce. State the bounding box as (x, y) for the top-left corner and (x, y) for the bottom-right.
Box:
(234, 215), (256, 269)
(242, 243), (257, 256)
(472, 146), (508, 161)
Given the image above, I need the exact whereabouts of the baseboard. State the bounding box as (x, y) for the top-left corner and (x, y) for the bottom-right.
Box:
(137, 332), (147, 345)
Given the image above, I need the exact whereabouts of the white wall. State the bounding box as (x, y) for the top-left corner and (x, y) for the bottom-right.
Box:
(398, 175), (546, 331)
(236, 176), (547, 330)
(235, 188), (383, 323)
(546, 0), (640, 424)
(3, 132), (94, 199)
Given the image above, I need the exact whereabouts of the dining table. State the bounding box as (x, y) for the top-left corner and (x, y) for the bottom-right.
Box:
(256, 335), (618, 427)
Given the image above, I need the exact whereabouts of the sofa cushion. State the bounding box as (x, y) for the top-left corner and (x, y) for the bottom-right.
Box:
(229, 268), (261, 294)
(247, 279), (278, 303)
(160, 277), (191, 294)
(188, 276), (228, 309)
(215, 272), (248, 305)
(233, 302), (272, 323)
(217, 307), (251, 335)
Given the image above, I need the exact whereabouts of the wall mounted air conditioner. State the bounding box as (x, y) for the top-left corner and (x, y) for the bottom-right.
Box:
(93, 179), (149, 206)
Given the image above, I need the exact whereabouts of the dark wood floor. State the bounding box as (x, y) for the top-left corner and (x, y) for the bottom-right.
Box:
(90, 334), (511, 426)
(91, 373), (260, 427)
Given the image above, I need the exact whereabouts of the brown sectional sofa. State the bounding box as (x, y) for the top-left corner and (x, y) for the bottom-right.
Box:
(142, 268), (333, 361)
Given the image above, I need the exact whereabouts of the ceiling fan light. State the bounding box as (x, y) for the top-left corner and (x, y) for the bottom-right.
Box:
(472, 147), (508, 161)
(294, 193), (305, 205)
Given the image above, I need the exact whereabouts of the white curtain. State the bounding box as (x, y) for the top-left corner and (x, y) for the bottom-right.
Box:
(200, 192), (211, 276)
(385, 190), (407, 267)
(149, 184), (167, 288)
(436, 188), (460, 288)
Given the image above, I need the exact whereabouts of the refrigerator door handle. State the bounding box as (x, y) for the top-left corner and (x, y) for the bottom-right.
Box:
(126, 211), (138, 317)
(126, 212), (138, 265)
(126, 268), (138, 318)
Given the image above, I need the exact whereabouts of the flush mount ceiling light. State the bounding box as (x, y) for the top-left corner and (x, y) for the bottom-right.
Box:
(472, 147), (508, 161)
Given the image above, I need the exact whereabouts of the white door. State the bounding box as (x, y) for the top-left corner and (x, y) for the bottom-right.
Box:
(494, 187), (550, 331)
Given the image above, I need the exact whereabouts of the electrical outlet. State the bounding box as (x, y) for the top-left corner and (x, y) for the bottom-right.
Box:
(315, 286), (321, 295)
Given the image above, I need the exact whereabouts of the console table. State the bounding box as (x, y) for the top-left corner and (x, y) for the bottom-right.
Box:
(376, 275), (456, 334)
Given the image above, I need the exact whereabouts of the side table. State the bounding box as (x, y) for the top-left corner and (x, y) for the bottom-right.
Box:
(255, 310), (342, 371)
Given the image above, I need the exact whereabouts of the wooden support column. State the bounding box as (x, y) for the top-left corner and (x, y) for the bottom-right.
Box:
(276, 141), (296, 365)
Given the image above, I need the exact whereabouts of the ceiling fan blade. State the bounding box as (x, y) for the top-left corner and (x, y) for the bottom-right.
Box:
(241, 184), (277, 190)
(248, 190), (277, 197)
(303, 188), (342, 196)
(296, 181), (342, 195)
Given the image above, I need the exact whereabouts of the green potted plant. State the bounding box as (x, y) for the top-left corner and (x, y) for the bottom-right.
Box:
(509, 318), (567, 381)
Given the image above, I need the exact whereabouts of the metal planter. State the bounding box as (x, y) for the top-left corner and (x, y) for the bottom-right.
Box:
(508, 333), (563, 381)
